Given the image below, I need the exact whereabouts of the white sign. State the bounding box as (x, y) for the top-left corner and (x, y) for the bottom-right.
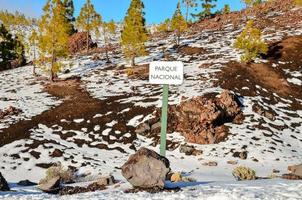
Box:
(149, 61), (184, 85)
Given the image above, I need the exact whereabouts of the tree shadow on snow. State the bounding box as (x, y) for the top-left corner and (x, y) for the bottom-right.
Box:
(165, 180), (214, 189)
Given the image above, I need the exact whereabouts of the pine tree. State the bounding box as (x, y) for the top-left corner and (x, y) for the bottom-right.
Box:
(222, 4), (231, 14)
(76, 0), (102, 53)
(201, 0), (217, 18)
(38, 0), (70, 81)
(13, 34), (26, 64)
(0, 10), (32, 28)
(103, 20), (116, 63)
(0, 24), (25, 70)
(63, 0), (76, 35)
(171, 2), (188, 46)
(182, 0), (197, 22)
(234, 20), (268, 63)
(29, 29), (38, 75)
(121, 0), (148, 66)
(0, 24), (15, 70)
(192, 0), (217, 19)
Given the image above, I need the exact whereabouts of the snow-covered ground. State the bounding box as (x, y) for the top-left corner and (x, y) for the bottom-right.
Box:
(1, 8), (302, 199)
(1, 179), (302, 200)
(0, 67), (61, 129)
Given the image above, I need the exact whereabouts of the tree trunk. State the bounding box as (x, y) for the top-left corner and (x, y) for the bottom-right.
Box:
(104, 29), (110, 63)
(105, 48), (109, 63)
(50, 42), (57, 82)
(86, 31), (89, 53)
(131, 56), (135, 66)
(33, 43), (36, 76)
(186, 4), (189, 22)
(176, 30), (181, 46)
(50, 52), (55, 82)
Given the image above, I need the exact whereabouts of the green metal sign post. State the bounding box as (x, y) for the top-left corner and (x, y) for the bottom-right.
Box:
(149, 61), (183, 157)
(160, 84), (169, 157)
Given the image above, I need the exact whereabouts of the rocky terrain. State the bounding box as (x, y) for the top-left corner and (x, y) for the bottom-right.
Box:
(0, 0), (302, 199)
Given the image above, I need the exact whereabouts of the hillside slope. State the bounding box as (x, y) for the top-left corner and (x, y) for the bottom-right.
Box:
(0, 0), (302, 199)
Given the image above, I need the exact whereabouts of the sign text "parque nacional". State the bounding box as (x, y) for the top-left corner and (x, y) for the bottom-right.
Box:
(149, 61), (183, 85)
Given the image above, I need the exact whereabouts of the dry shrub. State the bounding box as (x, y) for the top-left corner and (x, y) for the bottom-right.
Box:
(232, 166), (256, 181)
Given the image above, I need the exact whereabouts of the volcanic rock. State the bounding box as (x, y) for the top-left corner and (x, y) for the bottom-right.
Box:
(142, 90), (243, 145)
(121, 147), (170, 189)
(68, 32), (97, 54)
(0, 172), (10, 191)
(288, 164), (302, 177)
(38, 176), (61, 194)
(0, 106), (22, 119)
(96, 175), (115, 186)
(59, 182), (106, 196)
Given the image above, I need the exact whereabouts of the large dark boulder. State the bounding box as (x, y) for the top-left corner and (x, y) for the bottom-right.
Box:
(68, 32), (97, 54)
(136, 90), (243, 145)
(0, 172), (10, 191)
(121, 147), (170, 189)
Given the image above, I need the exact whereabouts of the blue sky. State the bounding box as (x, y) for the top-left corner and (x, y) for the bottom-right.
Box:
(0, 0), (244, 24)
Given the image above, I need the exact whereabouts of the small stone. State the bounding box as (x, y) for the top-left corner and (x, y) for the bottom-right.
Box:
(135, 123), (150, 134)
(272, 169), (280, 173)
(227, 160), (238, 165)
(233, 151), (247, 160)
(239, 152), (248, 160)
(179, 144), (202, 156)
(170, 172), (182, 182)
(203, 161), (218, 166)
(151, 122), (161, 131)
(50, 149), (63, 157)
(96, 175), (115, 186)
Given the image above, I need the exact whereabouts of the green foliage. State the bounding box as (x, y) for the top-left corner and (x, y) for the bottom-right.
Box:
(103, 20), (117, 62)
(63, 0), (76, 35)
(202, 0), (217, 17)
(76, 0), (102, 52)
(121, 0), (148, 66)
(38, 0), (70, 81)
(104, 20), (116, 35)
(234, 20), (268, 63)
(232, 166), (256, 181)
(294, 0), (302, 6)
(241, 0), (263, 7)
(182, 0), (197, 22)
(0, 10), (34, 28)
(171, 2), (188, 46)
(192, 0), (217, 19)
(222, 4), (231, 14)
(157, 18), (171, 33)
(0, 24), (25, 70)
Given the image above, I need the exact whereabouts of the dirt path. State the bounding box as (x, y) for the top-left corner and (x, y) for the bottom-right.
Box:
(0, 77), (153, 148)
